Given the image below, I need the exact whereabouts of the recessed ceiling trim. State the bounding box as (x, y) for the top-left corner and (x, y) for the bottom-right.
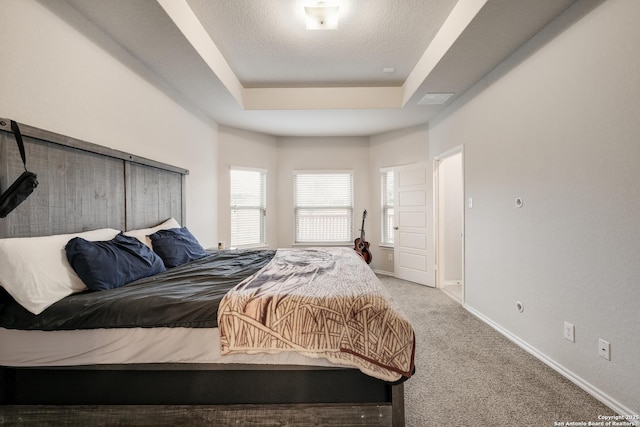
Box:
(157, 0), (482, 112)
(146, 0), (575, 127)
(156, 0), (244, 106)
(402, 0), (488, 107)
(243, 87), (404, 110)
(157, 0), (406, 111)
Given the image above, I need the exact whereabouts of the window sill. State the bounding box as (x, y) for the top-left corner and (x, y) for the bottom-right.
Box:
(292, 242), (352, 247)
(230, 244), (269, 250)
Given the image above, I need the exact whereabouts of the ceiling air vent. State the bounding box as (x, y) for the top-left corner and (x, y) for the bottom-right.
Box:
(418, 93), (454, 105)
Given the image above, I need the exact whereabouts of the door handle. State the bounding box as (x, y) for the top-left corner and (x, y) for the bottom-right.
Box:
(394, 227), (399, 230)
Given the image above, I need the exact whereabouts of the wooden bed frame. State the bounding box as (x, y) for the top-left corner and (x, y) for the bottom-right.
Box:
(0, 119), (405, 426)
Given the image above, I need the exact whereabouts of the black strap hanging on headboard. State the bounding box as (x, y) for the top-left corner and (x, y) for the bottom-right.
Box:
(0, 120), (39, 218)
(10, 120), (29, 172)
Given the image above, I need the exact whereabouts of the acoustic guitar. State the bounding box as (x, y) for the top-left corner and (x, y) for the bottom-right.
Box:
(354, 209), (372, 264)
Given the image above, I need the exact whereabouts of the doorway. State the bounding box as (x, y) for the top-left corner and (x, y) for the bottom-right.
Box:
(435, 148), (464, 303)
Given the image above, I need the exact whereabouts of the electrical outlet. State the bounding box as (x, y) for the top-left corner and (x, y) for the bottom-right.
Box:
(599, 339), (611, 361)
(564, 322), (575, 342)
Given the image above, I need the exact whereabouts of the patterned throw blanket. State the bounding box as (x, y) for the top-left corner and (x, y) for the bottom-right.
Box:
(218, 247), (415, 382)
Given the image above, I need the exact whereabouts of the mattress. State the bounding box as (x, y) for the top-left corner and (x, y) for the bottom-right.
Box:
(0, 326), (340, 368)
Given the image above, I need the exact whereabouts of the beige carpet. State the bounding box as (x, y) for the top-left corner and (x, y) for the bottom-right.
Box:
(378, 274), (614, 427)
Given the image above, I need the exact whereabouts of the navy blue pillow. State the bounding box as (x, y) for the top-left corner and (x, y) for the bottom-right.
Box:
(150, 227), (207, 268)
(65, 232), (166, 291)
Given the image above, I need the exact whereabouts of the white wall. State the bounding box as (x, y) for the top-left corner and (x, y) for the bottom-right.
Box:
(429, 0), (640, 415)
(276, 136), (370, 248)
(369, 125), (430, 273)
(217, 125), (278, 248)
(216, 132), (372, 249)
(0, 0), (218, 247)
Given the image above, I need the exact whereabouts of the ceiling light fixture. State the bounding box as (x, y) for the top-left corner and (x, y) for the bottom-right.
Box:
(305, 3), (339, 30)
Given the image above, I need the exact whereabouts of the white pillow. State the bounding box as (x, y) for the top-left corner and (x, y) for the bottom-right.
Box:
(123, 218), (181, 248)
(0, 228), (120, 315)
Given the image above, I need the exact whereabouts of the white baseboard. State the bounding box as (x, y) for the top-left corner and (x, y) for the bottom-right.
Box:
(464, 303), (639, 424)
(373, 269), (394, 276)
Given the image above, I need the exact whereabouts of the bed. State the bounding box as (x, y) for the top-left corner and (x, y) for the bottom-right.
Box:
(0, 118), (414, 426)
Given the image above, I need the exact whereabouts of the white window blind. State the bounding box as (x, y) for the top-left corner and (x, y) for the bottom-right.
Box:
(381, 170), (395, 245)
(294, 172), (353, 243)
(230, 168), (266, 247)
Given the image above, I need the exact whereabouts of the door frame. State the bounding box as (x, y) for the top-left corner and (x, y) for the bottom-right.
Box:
(434, 146), (465, 303)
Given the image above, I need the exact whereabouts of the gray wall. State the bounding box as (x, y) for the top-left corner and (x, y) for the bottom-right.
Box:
(429, 0), (639, 415)
(0, 0), (218, 247)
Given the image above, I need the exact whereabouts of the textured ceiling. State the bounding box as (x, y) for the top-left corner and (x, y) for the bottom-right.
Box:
(185, 0), (457, 88)
(63, 0), (579, 136)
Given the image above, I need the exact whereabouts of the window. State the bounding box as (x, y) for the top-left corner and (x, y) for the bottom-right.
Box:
(381, 170), (395, 245)
(294, 171), (353, 243)
(230, 167), (266, 247)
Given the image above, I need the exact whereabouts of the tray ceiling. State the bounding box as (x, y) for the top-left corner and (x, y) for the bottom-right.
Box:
(63, 0), (577, 136)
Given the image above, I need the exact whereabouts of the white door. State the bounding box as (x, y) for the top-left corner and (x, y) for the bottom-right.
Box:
(394, 162), (433, 286)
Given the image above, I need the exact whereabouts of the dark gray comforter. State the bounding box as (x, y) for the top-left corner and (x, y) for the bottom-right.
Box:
(0, 249), (275, 331)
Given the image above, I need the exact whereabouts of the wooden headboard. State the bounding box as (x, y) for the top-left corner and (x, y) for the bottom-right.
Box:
(0, 118), (188, 238)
